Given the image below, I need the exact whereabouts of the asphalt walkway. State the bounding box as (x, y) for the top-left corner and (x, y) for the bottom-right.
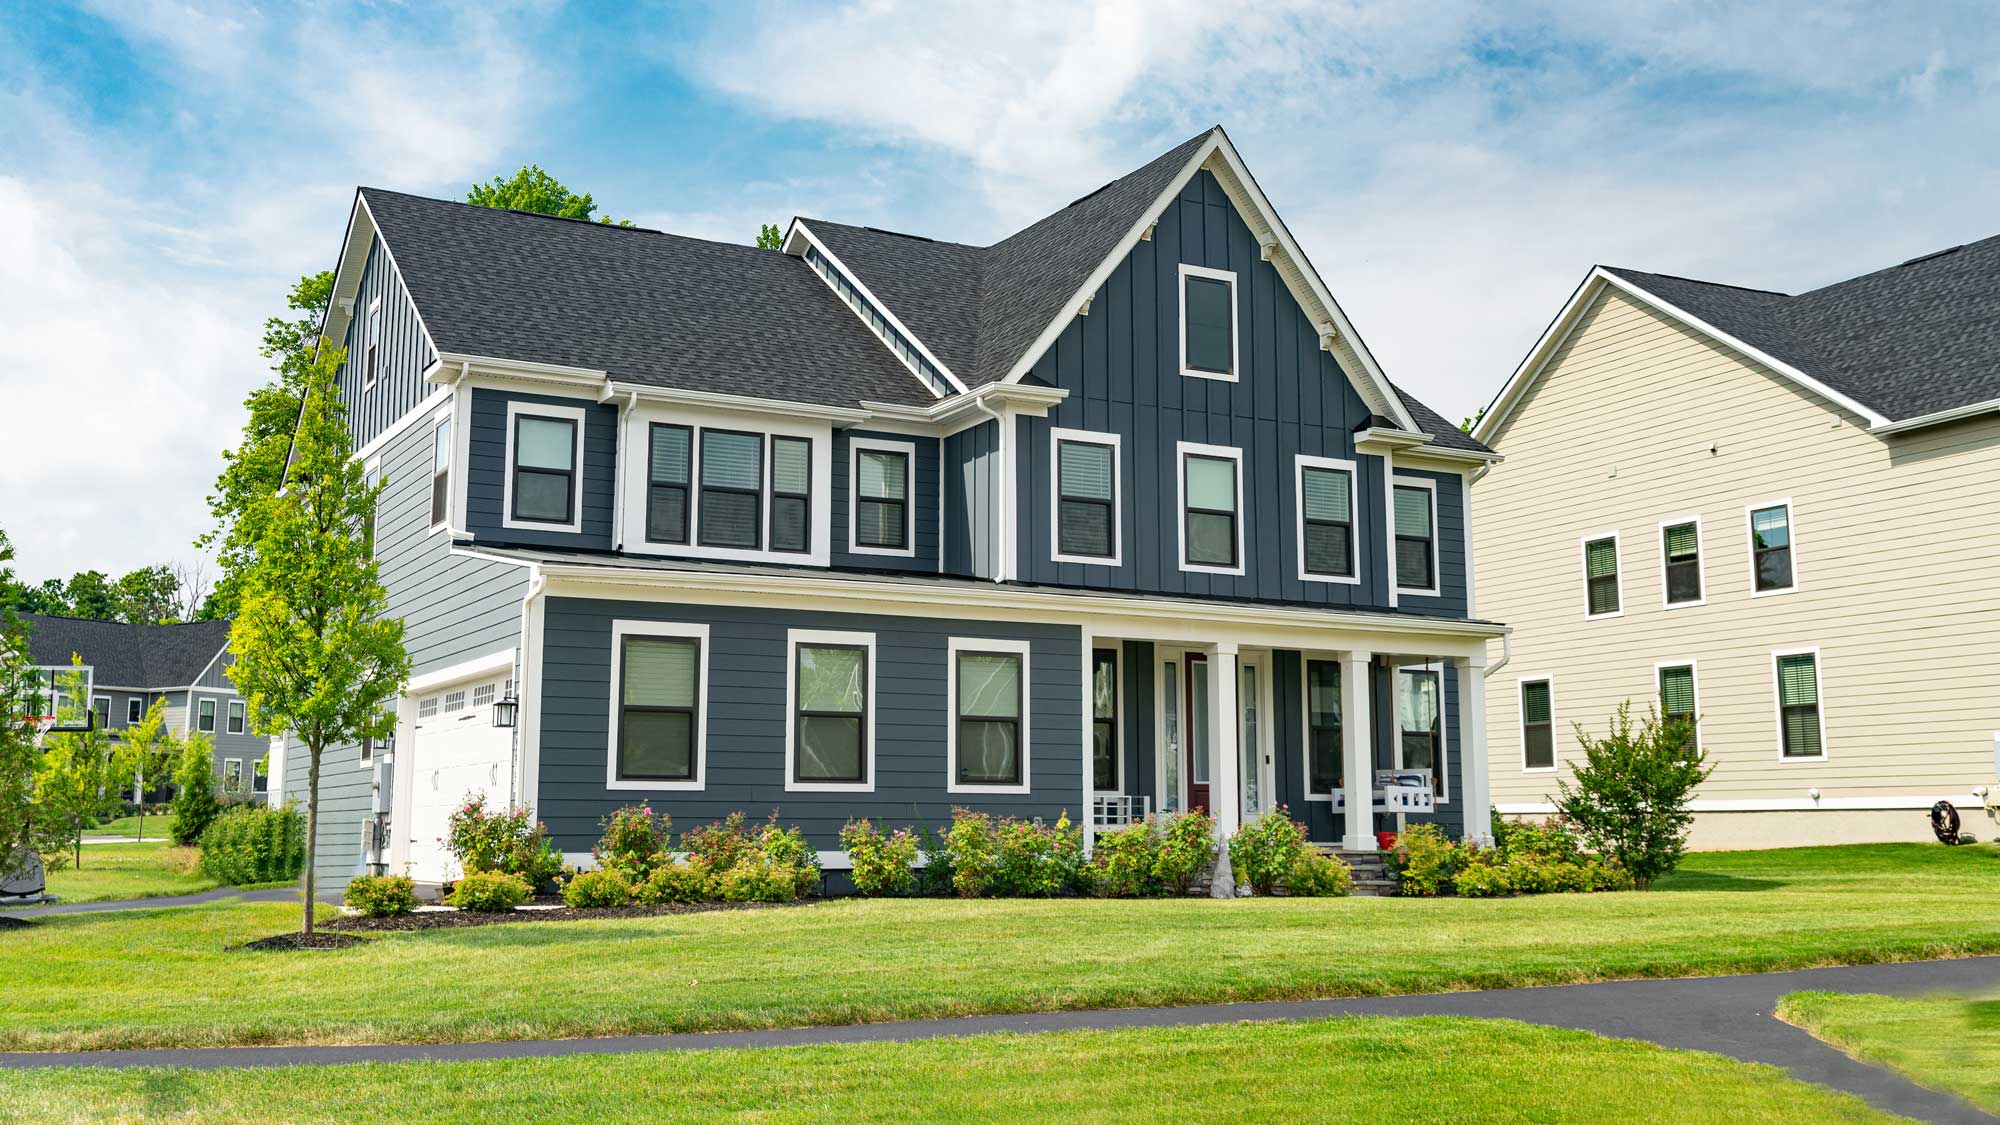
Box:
(1, 886), (298, 917)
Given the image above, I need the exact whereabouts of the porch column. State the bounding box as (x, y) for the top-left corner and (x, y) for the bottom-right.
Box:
(1208, 642), (1240, 897)
(1458, 654), (1493, 847)
(1341, 649), (1375, 852)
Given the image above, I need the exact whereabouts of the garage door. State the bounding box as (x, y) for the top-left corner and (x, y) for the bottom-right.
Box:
(406, 679), (514, 885)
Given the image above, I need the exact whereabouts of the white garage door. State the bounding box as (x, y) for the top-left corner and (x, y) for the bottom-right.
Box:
(406, 681), (514, 885)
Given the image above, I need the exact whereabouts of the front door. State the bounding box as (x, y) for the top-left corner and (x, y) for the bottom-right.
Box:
(1185, 653), (1210, 813)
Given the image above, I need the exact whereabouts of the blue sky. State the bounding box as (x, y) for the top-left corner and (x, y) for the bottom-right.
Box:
(2, 1), (1996, 583)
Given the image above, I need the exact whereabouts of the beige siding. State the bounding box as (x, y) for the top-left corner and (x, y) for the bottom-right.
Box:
(1475, 285), (2000, 838)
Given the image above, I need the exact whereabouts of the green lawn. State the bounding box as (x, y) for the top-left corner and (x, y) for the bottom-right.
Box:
(1780, 990), (2000, 1113)
(87, 814), (172, 840)
(7, 840), (220, 907)
(0, 1018), (1893, 1123)
(0, 843), (1994, 1053)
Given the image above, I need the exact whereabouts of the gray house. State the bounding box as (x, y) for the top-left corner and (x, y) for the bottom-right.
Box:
(21, 614), (268, 800)
(290, 126), (1505, 894)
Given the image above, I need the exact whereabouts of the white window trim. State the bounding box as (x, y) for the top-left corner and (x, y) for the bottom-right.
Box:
(1049, 427), (1122, 567)
(1657, 515), (1706, 609)
(1294, 454), (1361, 585)
(1394, 661), (1450, 803)
(1177, 263), (1240, 382)
(196, 697), (217, 733)
(127, 697), (143, 724)
(946, 636), (1033, 795)
(1297, 651), (1341, 803)
(1771, 646), (1828, 762)
(1579, 529), (1623, 620)
(1747, 498), (1800, 597)
(1175, 440), (1246, 577)
(428, 408), (453, 535)
(619, 405), (834, 568)
(605, 619), (710, 792)
(1654, 659), (1703, 749)
(1518, 674), (1557, 773)
(785, 628), (877, 792)
(1392, 475), (1441, 597)
(224, 758), (243, 788)
(363, 295), (381, 393)
(848, 437), (919, 558)
(227, 699), (246, 735)
(501, 400), (587, 534)
(1090, 644), (1123, 796)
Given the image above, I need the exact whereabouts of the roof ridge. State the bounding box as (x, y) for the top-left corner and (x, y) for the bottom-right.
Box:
(1605, 266), (1792, 298)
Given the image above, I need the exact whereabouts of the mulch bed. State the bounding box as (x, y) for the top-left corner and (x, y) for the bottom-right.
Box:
(232, 931), (375, 952)
(323, 897), (817, 933)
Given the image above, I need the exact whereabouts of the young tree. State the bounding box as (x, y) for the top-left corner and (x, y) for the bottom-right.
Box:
(466, 165), (631, 226)
(120, 699), (177, 840)
(0, 529), (43, 868)
(169, 734), (220, 847)
(1553, 702), (1712, 889)
(228, 343), (408, 934)
(32, 719), (117, 871)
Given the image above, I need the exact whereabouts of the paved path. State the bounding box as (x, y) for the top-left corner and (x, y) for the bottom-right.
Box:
(0, 957), (1992, 1122)
(1, 886), (298, 917)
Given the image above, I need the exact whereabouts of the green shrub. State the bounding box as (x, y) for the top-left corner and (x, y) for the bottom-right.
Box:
(445, 794), (563, 889)
(840, 819), (918, 897)
(1285, 850), (1353, 897)
(562, 867), (633, 908)
(991, 813), (1083, 897)
(718, 854), (805, 902)
(1388, 822), (1470, 896)
(1494, 815), (1588, 864)
(1555, 701), (1712, 888)
(634, 858), (717, 904)
(197, 805), (306, 885)
(1155, 810), (1219, 895)
(446, 870), (532, 912)
(344, 873), (418, 916)
(944, 809), (1000, 898)
(681, 812), (753, 872)
(755, 819), (823, 898)
(169, 738), (220, 846)
(594, 805), (668, 880)
(1090, 819), (1162, 897)
(1453, 862), (1514, 898)
(1228, 808), (1311, 895)
(1583, 859), (1634, 892)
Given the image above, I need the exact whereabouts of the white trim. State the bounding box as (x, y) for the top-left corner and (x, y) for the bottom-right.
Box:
(1657, 515), (1706, 609)
(1177, 263), (1239, 382)
(1049, 427), (1123, 567)
(1293, 454), (1361, 585)
(605, 620), (708, 792)
(1393, 660), (1450, 803)
(784, 629), (877, 792)
(353, 386), (453, 469)
(1654, 659), (1703, 750)
(226, 699), (246, 735)
(1392, 475), (1441, 597)
(620, 405), (834, 568)
(406, 649), (520, 695)
(606, 379), (868, 425)
(1175, 440), (1246, 576)
(946, 636), (1033, 795)
(785, 221), (967, 397)
(1870, 396), (2000, 435)
(431, 353), (608, 387)
(362, 295), (381, 394)
(847, 436), (918, 558)
(223, 758), (244, 791)
(1746, 498), (1800, 597)
(318, 193), (442, 376)
(1772, 646), (1828, 762)
(501, 401), (587, 534)
(126, 697), (143, 724)
(1517, 673), (1557, 773)
(90, 695), (110, 728)
(1579, 529), (1624, 620)
(195, 696), (217, 734)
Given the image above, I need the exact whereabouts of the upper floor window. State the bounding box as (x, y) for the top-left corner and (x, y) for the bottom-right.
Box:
(1296, 456), (1357, 582)
(1657, 663), (1698, 755)
(92, 696), (110, 729)
(505, 405), (583, 531)
(646, 424), (692, 545)
(1178, 443), (1244, 575)
(430, 417), (451, 529)
(126, 697), (143, 724)
(1393, 481), (1438, 594)
(1775, 650), (1824, 759)
(197, 698), (216, 733)
(363, 296), (381, 392)
(788, 631), (873, 790)
(1178, 264), (1238, 381)
(1052, 429), (1119, 565)
(1582, 534), (1621, 617)
(1662, 520), (1702, 606)
(227, 700), (246, 735)
(639, 419), (824, 562)
(770, 437), (812, 554)
(850, 439), (913, 555)
(698, 430), (764, 550)
(949, 639), (1030, 793)
(1520, 678), (1554, 770)
(1305, 659), (1341, 795)
(610, 622), (707, 790)
(1750, 502), (1795, 593)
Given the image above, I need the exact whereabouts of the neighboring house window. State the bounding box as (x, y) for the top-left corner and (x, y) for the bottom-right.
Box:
(227, 700), (245, 735)
(1393, 482), (1437, 592)
(617, 633), (702, 783)
(1662, 521), (1702, 605)
(1178, 443), (1243, 573)
(1091, 649), (1117, 791)
(92, 696), (109, 729)
(1053, 430), (1119, 564)
(1658, 663), (1698, 754)
(1297, 456), (1357, 581)
(363, 296), (380, 392)
(769, 436), (812, 554)
(1306, 659), (1341, 795)
(1520, 679), (1554, 770)
(1583, 535), (1621, 617)
(791, 636), (870, 787)
(646, 423), (692, 544)
(1178, 264), (1237, 380)
(197, 698), (216, 733)
(360, 735), (373, 766)
(1775, 651), (1824, 758)
(851, 442), (912, 553)
(224, 758), (243, 793)
(950, 640), (1029, 791)
(1751, 503), (1795, 592)
(508, 409), (581, 527)
(1399, 667), (1443, 796)
(127, 698), (143, 724)
(430, 417), (452, 528)
(698, 430), (764, 549)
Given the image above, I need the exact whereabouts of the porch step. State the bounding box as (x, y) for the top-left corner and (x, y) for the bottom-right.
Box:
(1326, 847), (1398, 897)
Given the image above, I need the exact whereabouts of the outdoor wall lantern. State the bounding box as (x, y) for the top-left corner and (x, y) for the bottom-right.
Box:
(492, 692), (518, 729)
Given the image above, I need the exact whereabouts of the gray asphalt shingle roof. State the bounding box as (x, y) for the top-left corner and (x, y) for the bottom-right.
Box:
(20, 615), (233, 689)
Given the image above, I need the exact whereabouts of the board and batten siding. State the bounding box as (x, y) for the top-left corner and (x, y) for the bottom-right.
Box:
(464, 388), (619, 551)
(943, 419), (1000, 579)
(338, 234), (437, 451)
(1475, 284), (2000, 842)
(1270, 653), (1465, 841)
(831, 429), (942, 572)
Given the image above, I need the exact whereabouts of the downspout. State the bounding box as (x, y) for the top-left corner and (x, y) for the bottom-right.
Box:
(1469, 463), (1511, 680)
(607, 389), (638, 550)
(973, 394), (1008, 583)
(448, 361), (472, 539)
(512, 568), (547, 810)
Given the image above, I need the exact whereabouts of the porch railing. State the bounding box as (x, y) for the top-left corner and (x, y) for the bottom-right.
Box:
(1331, 771), (1436, 815)
(1092, 794), (1153, 829)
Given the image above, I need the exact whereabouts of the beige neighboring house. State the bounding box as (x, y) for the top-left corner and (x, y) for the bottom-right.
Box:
(1470, 235), (2000, 848)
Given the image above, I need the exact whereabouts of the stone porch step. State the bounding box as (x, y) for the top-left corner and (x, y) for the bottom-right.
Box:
(1325, 847), (1398, 897)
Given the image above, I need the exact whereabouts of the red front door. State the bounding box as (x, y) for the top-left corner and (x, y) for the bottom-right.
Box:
(1185, 653), (1209, 813)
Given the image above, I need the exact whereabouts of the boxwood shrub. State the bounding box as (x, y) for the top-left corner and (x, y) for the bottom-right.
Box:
(344, 873), (418, 916)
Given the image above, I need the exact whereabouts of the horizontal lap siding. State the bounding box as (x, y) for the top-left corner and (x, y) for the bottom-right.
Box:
(464, 389), (618, 550)
(339, 236), (436, 451)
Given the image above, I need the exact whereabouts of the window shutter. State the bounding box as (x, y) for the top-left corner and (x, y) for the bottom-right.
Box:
(1777, 654), (1818, 706)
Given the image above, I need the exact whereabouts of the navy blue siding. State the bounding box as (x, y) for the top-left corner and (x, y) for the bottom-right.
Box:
(832, 429), (941, 573)
(1393, 468), (1470, 617)
(464, 389), (618, 550)
(1273, 653), (1465, 842)
(339, 235), (436, 451)
(1119, 640), (1155, 799)
(535, 597), (1081, 853)
(942, 420), (1000, 578)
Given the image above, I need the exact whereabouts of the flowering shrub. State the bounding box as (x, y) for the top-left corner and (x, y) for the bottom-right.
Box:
(718, 854), (809, 902)
(943, 809), (1000, 898)
(344, 873), (418, 916)
(562, 867), (634, 908)
(1452, 862), (1513, 898)
(634, 858), (717, 904)
(1090, 819), (1162, 897)
(681, 812), (753, 872)
(446, 870), (532, 912)
(991, 813), (1084, 897)
(755, 818), (823, 898)
(1228, 808), (1311, 895)
(594, 805), (669, 880)
(1387, 822), (1472, 896)
(1155, 811), (1218, 895)
(839, 819), (918, 897)
(1285, 850), (1353, 897)
(445, 794), (562, 888)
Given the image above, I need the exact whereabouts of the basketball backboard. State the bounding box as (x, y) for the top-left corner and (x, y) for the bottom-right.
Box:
(21, 665), (95, 734)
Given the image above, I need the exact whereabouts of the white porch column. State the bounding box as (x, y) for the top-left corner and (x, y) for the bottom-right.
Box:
(1208, 643), (1240, 897)
(1459, 654), (1493, 847)
(1341, 649), (1375, 852)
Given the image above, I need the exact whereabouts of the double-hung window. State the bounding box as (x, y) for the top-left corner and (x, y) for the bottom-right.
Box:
(1583, 535), (1621, 617)
(507, 408), (581, 527)
(197, 698), (216, 733)
(1053, 431), (1118, 564)
(950, 639), (1029, 792)
(1090, 649), (1117, 791)
(1297, 457), (1357, 581)
(646, 424), (692, 544)
(1179, 444), (1243, 573)
(224, 759), (243, 793)
(92, 697), (109, 730)
(1393, 482), (1437, 592)
(698, 430), (764, 549)
(1179, 264), (1237, 380)
(429, 418), (451, 529)
(851, 442), (912, 553)
(363, 296), (380, 392)
(1520, 679), (1554, 770)
(613, 625), (705, 787)
(227, 700), (246, 735)
(769, 437), (812, 553)
(127, 698), (143, 724)
(1662, 520), (1702, 605)
(1398, 667), (1443, 794)
(1750, 503), (1795, 592)
(791, 635), (871, 788)
(1775, 651), (1824, 759)
(1305, 659), (1342, 795)
(1657, 663), (1698, 755)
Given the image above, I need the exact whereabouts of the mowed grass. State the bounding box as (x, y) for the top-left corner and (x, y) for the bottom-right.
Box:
(7, 841), (219, 907)
(0, 843), (1995, 1052)
(1780, 989), (2000, 1113)
(0, 1018), (1894, 1124)
(86, 815), (171, 841)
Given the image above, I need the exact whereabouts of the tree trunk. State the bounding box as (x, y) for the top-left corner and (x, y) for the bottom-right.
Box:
(302, 744), (321, 936)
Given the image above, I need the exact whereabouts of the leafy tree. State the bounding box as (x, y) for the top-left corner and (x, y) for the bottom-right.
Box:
(227, 341), (408, 934)
(756, 222), (784, 249)
(169, 733), (220, 847)
(1460, 405), (1487, 434)
(120, 698), (177, 841)
(0, 529), (42, 867)
(466, 165), (631, 226)
(32, 714), (119, 871)
(1553, 702), (1712, 889)
(114, 566), (181, 624)
(56, 571), (120, 620)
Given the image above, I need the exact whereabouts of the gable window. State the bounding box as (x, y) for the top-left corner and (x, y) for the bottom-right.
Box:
(1305, 659), (1342, 795)
(1520, 678), (1554, 770)
(1178, 443), (1243, 574)
(1662, 520), (1703, 606)
(770, 437), (812, 553)
(611, 624), (706, 788)
(1398, 667), (1443, 797)
(1393, 482), (1438, 593)
(1775, 651), (1824, 759)
(363, 296), (381, 392)
(1053, 430), (1119, 564)
(430, 417), (451, 529)
(698, 430), (764, 549)
(949, 638), (1030, 793)
(127, 698), (143, 724)
(1658, 663), (1698, 755)
(851, 440), (913, 554)
(227, 700), (246, 735)
(505, 405), (583, 529)
(1582, 535), (1621, 617)
(788, 632), (872, 789)
(1091, 649), (1118, 791)
(197, 698), (216, 733)
(1750, 503), (1795, 593)
(1178, 264), (1238, 381)
(645, 424), (692, 544)
(1296, 456), (1357, 581)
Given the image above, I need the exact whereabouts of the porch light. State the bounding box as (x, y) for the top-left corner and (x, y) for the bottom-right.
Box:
(492, 691), (518, 729)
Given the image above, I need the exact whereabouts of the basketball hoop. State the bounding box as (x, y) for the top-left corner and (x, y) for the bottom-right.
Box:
(16, 666), (96, 736)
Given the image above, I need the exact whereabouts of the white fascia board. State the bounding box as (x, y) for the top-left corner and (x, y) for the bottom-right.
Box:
(1869, 397), (2000, 435)
(322, 193), (442, 367)
(789, 220), (969, 397)
(609, 381), (870, 425)
(434, 354), (609, 388)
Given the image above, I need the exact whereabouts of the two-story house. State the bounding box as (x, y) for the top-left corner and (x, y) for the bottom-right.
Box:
(1472, 236), (2000, 848)
(286, 126), (1504, 894)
